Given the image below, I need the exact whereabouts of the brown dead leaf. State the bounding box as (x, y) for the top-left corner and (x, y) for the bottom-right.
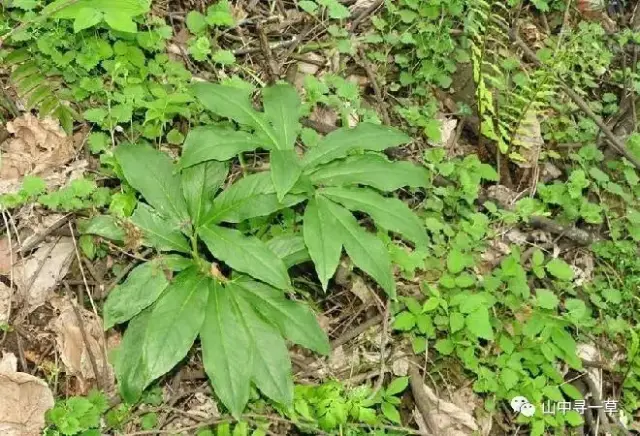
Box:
(0, 282), (11, 324)
(349, 276), (373, 304)
(13, 238), (75, 312)
(350, 0), (378, 15)
(413, 383), (479, 436)
(0, 368), (54, 436)
(50, 296), (114, 393)
(0, 237), (12, 275)
(309, 106), (338, 128)
(1, 114), (75, 181)
(511, 110), (543, 169)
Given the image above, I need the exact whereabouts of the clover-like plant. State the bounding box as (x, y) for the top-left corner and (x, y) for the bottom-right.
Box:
(86, 143), (329, 417)
(182, 82), (430, 297)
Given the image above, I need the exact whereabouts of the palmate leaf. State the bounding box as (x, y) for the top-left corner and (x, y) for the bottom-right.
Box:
(198, 225), (291, 290)
(303, 197), (342, 291)
(179, 127), (264, 169)
(115, 268), (208, 403)
(115, 143), (189, 227)
(321, 186), (429, 248)
(201, 281), (253, 418)
(202, 278), (325, 416)
(308, 153), (430, 191)
(319, 196), (396, 298)
(181, 161), (228, 227)
(301, 123), (411, 169)
(131, 203), (190, 253)
(143, 268), (209, 388)
(234, 277), (330, 355)
(204, 172), (305, 225)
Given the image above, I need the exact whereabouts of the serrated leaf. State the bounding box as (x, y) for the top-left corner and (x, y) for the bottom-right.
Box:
(303, 197), (343, 290)
(466, 306), (494, 340)
(104, 261), (169, 329)
(115, 143), (189, 226)
(270, 149), (302, 201)
(199, 225), (290, 290)
(500, 368), (519, 390)
(308, 154), (429, 191)
(143, 268), (209, 386)
(181, 161), (228, 227)
(205, 172), (305, 224)
(560, 383), (583, 400)
(201, 281), (253, 418)
(83, 215), (125, 242)
(186, 10), (207, 33)
(266, 235), (310, 268)
(180, 126), (264, 169)
(320, 196), (396, 297)
(234, 277), (330, 355)
(48, 0), (149, 33)
(545, 258), (574, 281)
(192, 83), (280, 149)
(321, 186), (428, 248)
(302, 123), (411, 169)
(263, 84), (301, 150)
(73, 7), (103, 32)
(231, 288), (294, 406)
(131, 203), (190, 253)
(535, 289), (559, 310)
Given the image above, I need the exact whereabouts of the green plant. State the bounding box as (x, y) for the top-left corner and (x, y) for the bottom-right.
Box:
(284, 379), (407, 434)
(183, 82), (429, 298)
(84, 140), (329, 417)
(44, 391), (109, 436)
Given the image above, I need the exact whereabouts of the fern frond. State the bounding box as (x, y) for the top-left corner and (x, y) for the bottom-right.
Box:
(5, 47), (78, 133)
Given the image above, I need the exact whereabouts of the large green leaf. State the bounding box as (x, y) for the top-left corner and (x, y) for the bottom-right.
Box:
(104, 261), (169, 329)
(301, 123), (411, 169)
(204, 172), (305, 224)
(180, 126), (264, 169)
(308, 154), (430, 191)
(270, 149), (302, 201)
(200, 281), (253, 418)
(321, 187), (428, 248)
(115, 143), (189, 226)
(192, 83), (279, 149)
(266, 234), (310, 268)
(321, 197), (396, 297)
(131, 203), (190, 253)
(143, 268), (209, 385)
(235, 277), (330, 355)
(199, 225), (291, 290)
(181, 161), (228, 227)
(114, 309), (153, 403)
(231, 289), (293, 406)
(263, 84), (301, 150)
(303, 197), (342, 291)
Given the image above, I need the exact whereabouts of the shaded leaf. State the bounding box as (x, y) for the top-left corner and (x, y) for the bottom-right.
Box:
(263, 84), (301, 150)
(182, 161), (228, 227)
(303, 197), (343, 291)
(270, 149), (302, 201)
(266, 235), (310, 268)
(131, 203), (190, 253)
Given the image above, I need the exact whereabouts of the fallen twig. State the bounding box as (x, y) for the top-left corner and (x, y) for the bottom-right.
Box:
(330, 313), (383, 349)
(408, 363), (436, 436)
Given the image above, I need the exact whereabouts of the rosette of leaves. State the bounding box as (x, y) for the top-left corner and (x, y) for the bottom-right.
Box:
(86, 143), (329, 417)
(182, 82), (430, 298)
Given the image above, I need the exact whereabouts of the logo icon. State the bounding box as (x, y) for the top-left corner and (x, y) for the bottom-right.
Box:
(511, 396), (536, 417)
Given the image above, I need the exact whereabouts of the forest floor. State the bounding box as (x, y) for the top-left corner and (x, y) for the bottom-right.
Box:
(2, 0), (640, 435)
